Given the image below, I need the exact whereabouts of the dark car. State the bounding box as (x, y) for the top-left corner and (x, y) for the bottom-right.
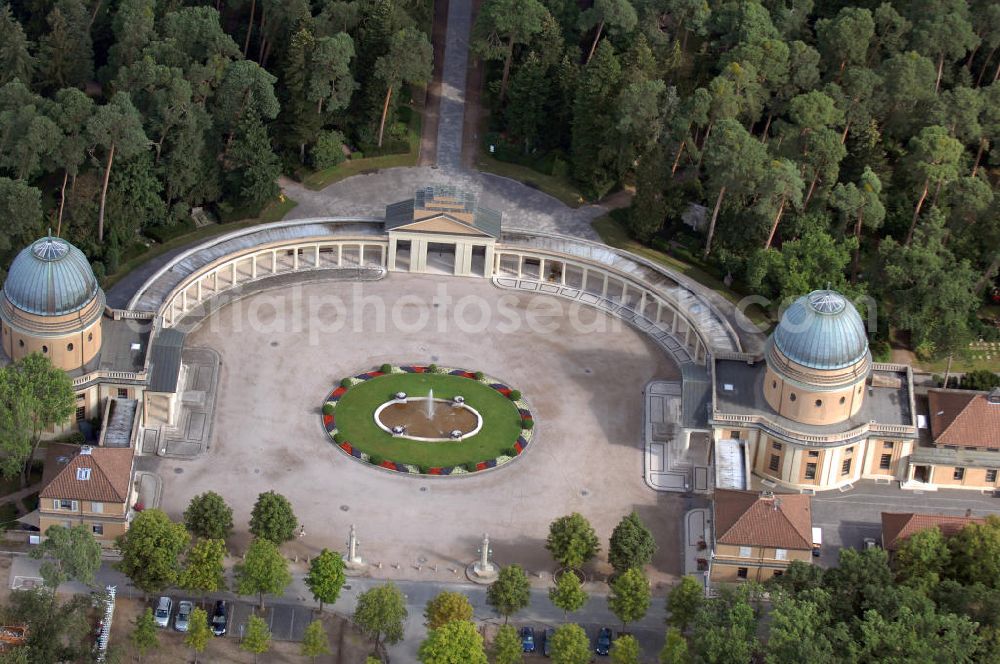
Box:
(211, 600), (228, 636)
(521, 626), (536, 652)
(542, 627), (555, 657)
(595, 627), (613, 656)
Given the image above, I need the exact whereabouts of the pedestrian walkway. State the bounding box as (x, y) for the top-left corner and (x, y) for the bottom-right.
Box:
(435, 0), (473, 168)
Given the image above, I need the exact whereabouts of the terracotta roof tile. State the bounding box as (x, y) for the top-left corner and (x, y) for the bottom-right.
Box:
(927, 389), (1000, 449)
(714, 489), (812, 550)
(881, 512), (985, 551)
(40, 444), (134, 504)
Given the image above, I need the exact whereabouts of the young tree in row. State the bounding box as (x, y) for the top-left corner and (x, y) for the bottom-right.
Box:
(0, 353), (74, 488)
(235, 538), (291, 610)
(666, 575), (704, 633)
(116, 509), (190, 594)
(353, 582), (408, 658)
(610, 634), (640, 664)
(241, 614), (272, 663)
(306, 548), (346, 613)
(130, 608), (159, 663)
(546, 513), (600, 571)
(424, 591), (474, 629)
(249, 490), (298, 544)
(185, 607), (211, 664)
(373, 27), (432, 147)
(491, 624), (523, 664)
(301, 619), (332, 662)
(549, 570), (588, 620)
(179, 538), (227, 602)
(183, 491), (234, 540)
(659, 627), (688, 664)
(30, 524), (101, 591)
(608, 567), (650, 632)
(418, 620), (488, 664)
(473, 0), (548, 103)
(608, 511), (656, 575)
(486, 564), (531, 624)
(549, 623), (591, 664)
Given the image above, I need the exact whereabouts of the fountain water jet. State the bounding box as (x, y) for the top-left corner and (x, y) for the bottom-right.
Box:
(427, 388), (434, 418)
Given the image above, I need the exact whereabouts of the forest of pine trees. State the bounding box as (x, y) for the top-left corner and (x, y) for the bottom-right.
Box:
(475, 0), (1000, 359)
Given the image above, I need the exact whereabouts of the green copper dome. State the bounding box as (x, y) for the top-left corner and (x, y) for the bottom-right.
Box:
(3, 237), (101, 316)
(771, 290), (869, 370)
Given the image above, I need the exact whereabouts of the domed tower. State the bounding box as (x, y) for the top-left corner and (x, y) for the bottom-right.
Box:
(0, 236), (105, 371)
(762, 290), (871, 426)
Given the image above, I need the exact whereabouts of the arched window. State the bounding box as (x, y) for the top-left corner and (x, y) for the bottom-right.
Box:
(41, 345), (48, 353)
(789, 393), (797, 402)
(67, 343), (74, 351)
(815, 399), (823, 407)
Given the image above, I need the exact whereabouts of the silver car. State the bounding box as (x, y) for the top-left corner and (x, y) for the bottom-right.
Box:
(174, 600), (193, 632)
(154, 597), (172, 628)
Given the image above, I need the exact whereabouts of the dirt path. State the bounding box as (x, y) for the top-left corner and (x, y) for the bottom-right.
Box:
(418, 0), (449, 166)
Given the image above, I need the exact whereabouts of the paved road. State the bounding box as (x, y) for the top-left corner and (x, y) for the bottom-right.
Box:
(12, 556), (667, 662)
(435, 0), (472, 169)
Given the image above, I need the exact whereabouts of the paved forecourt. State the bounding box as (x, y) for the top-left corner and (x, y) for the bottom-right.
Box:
(148, 274), (686, 584)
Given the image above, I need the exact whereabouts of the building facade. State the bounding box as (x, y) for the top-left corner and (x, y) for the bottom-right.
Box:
(710, 290), (919, 492)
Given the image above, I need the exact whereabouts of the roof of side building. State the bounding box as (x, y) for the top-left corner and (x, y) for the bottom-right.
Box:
(927, 389), (1000, 449)
(714, 489), (813, 550)
(40, 444), (135, 503)
(881, 512), (986, 551)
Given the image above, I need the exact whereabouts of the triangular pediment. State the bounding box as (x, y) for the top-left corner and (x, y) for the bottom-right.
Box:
(389, 214), (493, 237)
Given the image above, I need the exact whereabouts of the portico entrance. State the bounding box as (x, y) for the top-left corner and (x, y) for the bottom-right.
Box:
(385, 185), (500, 278)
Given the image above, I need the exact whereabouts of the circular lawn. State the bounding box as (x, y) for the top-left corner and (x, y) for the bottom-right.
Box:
(325, 367), (530, 472)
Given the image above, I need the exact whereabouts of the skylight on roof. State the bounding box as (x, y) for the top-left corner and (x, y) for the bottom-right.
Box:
(76, 468), (91, 481)
(723, 383), (735, 392)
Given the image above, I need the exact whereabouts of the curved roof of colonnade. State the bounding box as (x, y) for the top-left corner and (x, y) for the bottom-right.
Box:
(125, 218), (761, 356)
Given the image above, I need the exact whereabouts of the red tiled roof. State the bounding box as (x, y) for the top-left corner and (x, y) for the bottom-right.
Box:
(881, 512), (985, 551)
(927, 389), (1000, 449)
(40, 444), (134, 503)
(714, 489), (812, 550)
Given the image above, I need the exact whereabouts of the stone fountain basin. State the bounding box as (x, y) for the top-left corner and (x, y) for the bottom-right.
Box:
(374, 398), (483, 442)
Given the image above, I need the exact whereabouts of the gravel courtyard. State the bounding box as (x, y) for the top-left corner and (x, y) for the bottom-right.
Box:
(149, 274), (685, 585)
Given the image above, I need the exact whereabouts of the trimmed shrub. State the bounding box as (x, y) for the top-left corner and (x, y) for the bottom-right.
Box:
(521, 418), (534, 430)
(509, 389), (522, 401)
(322, 403), (335, 415)
(464, 462), (478, 472)
(504, 446), (519, 457)
(418, 465), (430, 474)
(428, 363), (439, 373)
(368, 454), (383, 466)
(474, 371), (485, 380)
(311, 130), (347, 170)
(333, 432), (344, 444)
(341, 377), (352, 388)
(66, 431), (86, 444)
(380, 363), (392, 373)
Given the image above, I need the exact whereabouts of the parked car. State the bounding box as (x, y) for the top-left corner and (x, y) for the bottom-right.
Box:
(595, 627), (613, 656)
(153, 597), (172, 628)
(174, 600), (193, 632)
(521, 626), (536, 653)
(211, 600), (228, 636)
(542, 627), (555, 657)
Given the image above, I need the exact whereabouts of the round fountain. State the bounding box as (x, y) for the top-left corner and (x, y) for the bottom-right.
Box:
(374, 388), (483, 441)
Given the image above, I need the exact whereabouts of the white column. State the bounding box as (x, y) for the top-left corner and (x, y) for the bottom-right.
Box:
(387, 237), (398, 271)
(251, 253), (258, 279)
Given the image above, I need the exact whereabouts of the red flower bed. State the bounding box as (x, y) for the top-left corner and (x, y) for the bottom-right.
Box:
(331, 387), (347, 398)
(380, 460), (396, 470)
(339, 441), (353, 454)
(476, 462), (488, 471)
(323, 414), (334, 426)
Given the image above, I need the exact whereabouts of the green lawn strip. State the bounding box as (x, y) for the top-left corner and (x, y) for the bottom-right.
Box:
(475, 153), (585, 209)
(591, 214), (774, 330)
(302, 104), (423, 191)
(332, 373), (523, 468)
(103, 197), (298, 291)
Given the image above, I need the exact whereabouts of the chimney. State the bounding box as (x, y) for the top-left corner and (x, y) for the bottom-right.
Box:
(80, 445), (92, 455)
(988, 388), (1000, 405)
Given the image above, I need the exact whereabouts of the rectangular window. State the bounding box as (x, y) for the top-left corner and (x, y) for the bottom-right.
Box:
(842, 458), (852, 476)
(117, 388), (128, 398)
(883, 441), (894, 449)
(954, 467), (965, 481)
(805, 463), (817, 480)
(92, 524), (103, 536)
(76, 468), (91, 481)
(772, 570), (784, 577)
(775, 548), (787, 560)
(808, 451), (819, 458)
(75, 406), (85, 422)
(737, 567), (748, 579)
(730, 431), (740, 439)
(769, 455), (781, 472)
(90, 502), (103, 514)
(56, 499), (77, 511)
(772, 442), (783, 451)
(879, 454), (892, 470)
(846, 446), (854, 456)
(739, 546), (752, 558)
(987, 470), (998, 483)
